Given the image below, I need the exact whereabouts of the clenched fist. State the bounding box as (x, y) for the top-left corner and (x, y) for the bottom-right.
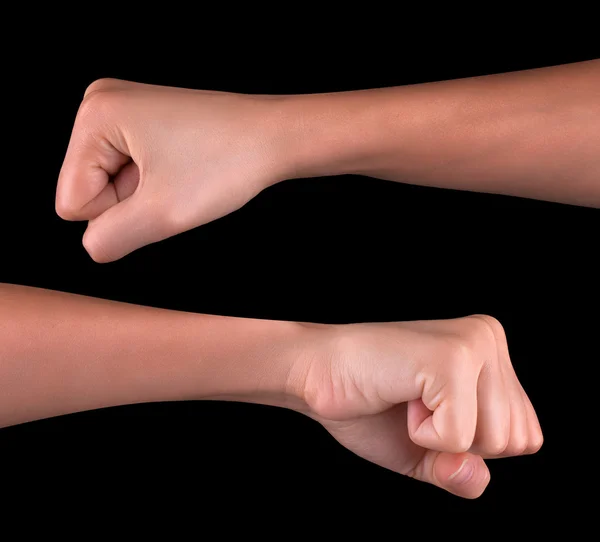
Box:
(57, 62), (600, 261)
(294, 314), (543, 498)
(56, 78), (284, 262)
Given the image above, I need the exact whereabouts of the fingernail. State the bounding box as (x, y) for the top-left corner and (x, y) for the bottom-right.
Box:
(448, 458), (474, 485)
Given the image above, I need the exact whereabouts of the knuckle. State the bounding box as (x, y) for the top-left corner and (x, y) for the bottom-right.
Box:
(448, 433), (472, 454)
(527, 431), (544, 454)
(55, 169), (85, 221)
(446, 336), (473, 366)
(439, 417), (475, 453)
(159, 203), (194, 233)
(469, 314), (507, 344)
(459, 314), (507, 369)
(504, 434), (528, 456)
(55, 194), (78, 220)
(157, 205), (180, 231)
(481, 435), (509, 456)
(84, 78), (120, 98)
(78, 85), (120, 121)
(82, 231), (109, 263)
(402, 454), (428, 481)
(444, 336), (479, 376)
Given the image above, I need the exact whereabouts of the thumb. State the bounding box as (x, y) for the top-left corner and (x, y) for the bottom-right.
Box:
(82, 192), (161, 263)
(415, 451), (490, 499)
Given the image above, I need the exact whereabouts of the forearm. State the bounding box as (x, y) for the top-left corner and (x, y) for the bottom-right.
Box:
(271, 59), (599, 206)
(0, 283), (309, 428)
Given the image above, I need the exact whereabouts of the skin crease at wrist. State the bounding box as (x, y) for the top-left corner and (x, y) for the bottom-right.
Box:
(53, 61), (597, 265)
(11, 61), (581, 497)
(0, 283), (544, 498)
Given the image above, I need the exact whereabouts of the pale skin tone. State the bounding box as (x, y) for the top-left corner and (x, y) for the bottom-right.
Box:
(55, 60), (599, 262)
(6, 60), (595, 498)
(0, 283), (542, 499)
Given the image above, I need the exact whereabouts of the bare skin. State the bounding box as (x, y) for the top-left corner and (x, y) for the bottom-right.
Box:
(0, 283), (542, 499)
(23, 60), (588, 498)
(55, 60), (599, 262)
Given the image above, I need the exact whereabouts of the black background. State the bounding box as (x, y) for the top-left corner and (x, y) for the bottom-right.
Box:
(2, 34), (598, 527)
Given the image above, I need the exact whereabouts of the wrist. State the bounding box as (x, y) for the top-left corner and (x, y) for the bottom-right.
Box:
(262, 90), (389, 182)
(202, 317), (343, 418)
(183, 315), (323, 414)
(281, 321), (347, 418)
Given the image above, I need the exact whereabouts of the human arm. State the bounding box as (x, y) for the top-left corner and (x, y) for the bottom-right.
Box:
(0, 283), (542, 498)
(56, 60), (599, 262)
(0, 282), (308, 426)
(276, 59), (600, 206)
